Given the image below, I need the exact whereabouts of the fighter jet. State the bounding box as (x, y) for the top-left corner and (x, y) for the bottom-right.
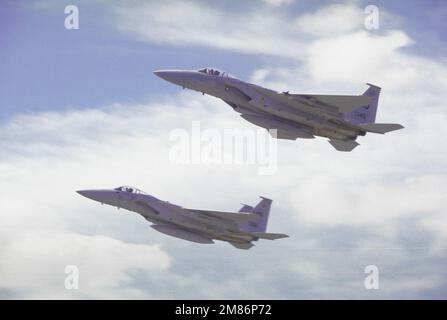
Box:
(154, 67), (404, 151)
(77, 186), (288, 250)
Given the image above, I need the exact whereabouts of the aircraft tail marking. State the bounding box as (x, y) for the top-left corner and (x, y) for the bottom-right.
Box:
(344, 83), (381, 124)
(239, 197), (272, 232)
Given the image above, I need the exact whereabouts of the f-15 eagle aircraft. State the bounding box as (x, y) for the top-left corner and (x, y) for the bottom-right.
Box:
(77, 186), (288, 250)
(154, 67), (404, 151)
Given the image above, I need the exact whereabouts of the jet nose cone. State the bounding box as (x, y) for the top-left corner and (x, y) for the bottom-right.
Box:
(153, 69), (193, 88)
(153, 70), (164, 78)
(77, 189), (119, 206)
(76, 189), (111, 201)
(76, 190), (96, 200)
(153, 70), (176, 81)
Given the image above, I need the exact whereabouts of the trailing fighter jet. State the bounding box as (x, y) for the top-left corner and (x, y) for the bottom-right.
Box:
(77, 186), (288, 250)
(154, 67), (404, 151)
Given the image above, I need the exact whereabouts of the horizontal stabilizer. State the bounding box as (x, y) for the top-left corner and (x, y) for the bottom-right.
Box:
(357, 123), (404, 134)
(229, 242), (254, 250)
(250, 232), (289, 240)
(239, 204), (254, 213)
(329, 139), (359, 152)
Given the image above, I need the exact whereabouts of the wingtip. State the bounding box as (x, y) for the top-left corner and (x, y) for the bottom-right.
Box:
(366, 83), (381, 90)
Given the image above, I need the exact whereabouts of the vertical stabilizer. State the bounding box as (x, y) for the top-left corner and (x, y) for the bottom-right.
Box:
(238, 204), (254, 213)
(240, 197), (272, 232)
(344, 83), (380, 124)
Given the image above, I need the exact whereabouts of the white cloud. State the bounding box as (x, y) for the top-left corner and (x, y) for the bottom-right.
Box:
(2, 0), (446, 299)
(0, 233), (169, 299)
(296, 4), (364, 37)
(114, 2), (384, 59)
(262, 0), (294, 7)
(113, 0), (406, 63)
(115, 1), (298, 58)
(111, 0), (447, 298)
(306, 31), (415, 85)
(287, 174), (447, 227)
(1, 86), (446, 298)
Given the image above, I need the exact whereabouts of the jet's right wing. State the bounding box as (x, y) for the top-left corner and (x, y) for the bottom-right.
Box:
(297, 94), (372, 113)
(251, 86), (372, 114)
(187, 209), (260, 225)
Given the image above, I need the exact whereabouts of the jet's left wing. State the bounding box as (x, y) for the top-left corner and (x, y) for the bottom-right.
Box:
(252, 86), (372, 114)
(240, 114), (315, 140)
(226, 232), (289, 250)
(250, 232), (289, 240)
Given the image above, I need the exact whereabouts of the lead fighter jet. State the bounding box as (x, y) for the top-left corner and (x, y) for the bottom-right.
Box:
(77, 186), (288, 250)
(154, 67), (403, 151)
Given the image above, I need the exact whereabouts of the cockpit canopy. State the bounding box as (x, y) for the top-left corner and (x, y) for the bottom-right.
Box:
(114, 186), (145, 194)
(197, 67), (233, 77)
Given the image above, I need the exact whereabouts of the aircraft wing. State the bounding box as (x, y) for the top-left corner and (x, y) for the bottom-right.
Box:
(187, 209), (259, 224)
(151, 224), (214, 244)
(250, 232), (289, 240)
(252, 86), (372, 113)
(240, 114), (315, 140)
(226, 232), (289, 250)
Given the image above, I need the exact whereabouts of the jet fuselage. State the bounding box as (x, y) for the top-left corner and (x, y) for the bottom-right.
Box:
(154, 69), (364, 141)
(76, 187), (285, 248)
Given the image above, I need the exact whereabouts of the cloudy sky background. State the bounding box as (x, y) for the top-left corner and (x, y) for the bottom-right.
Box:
(0, 0), (446, 299)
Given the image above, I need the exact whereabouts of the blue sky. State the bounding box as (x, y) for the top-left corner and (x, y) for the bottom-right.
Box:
(1, 0), (266, 118)
(1, 0), (446, 119)
(0, 0), (446, 299)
